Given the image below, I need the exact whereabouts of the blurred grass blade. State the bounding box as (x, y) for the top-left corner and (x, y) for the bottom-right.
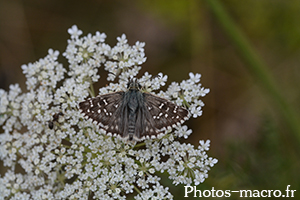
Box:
(205, 0), (300, 145)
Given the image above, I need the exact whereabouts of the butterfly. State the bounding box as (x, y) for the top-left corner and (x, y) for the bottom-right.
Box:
(79, 78), (189, 141)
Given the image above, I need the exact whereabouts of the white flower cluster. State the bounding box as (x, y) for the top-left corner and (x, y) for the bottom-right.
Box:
(0, 25), (217, 200)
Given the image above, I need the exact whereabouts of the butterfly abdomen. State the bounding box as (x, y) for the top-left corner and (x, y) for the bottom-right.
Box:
(126, 89), (143, 140)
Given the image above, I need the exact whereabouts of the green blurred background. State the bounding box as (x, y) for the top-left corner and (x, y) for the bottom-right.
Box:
(1, 0), (299, 199)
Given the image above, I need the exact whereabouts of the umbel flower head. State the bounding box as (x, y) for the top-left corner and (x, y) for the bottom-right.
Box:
(0, 25), (217, 200)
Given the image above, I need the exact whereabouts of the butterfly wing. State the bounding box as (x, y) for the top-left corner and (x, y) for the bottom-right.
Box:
(135, 92), (189, 140)
(79, 91), (127, 136)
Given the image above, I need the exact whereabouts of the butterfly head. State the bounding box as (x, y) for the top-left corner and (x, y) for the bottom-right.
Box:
(127, 78), (142, 90)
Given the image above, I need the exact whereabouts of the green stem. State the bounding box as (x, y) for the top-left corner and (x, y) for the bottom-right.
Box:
(134, 142), (146, 149)
(205, 0), (300, 144)
(133, 184), (142, 194)
(89, 82), (95, 97)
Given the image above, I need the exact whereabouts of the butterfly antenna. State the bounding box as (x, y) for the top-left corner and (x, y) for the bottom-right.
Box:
(144, 74), (161, 82)
(108, 71), (129, 82)
(108, 72), (117, 78)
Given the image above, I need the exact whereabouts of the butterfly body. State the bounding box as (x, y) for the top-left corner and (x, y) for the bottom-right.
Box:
(79, 78), (189, 141)
(121, 86), (144, 140)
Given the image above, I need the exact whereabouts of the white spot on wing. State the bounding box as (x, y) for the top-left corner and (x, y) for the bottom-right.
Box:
(159, 103), (164, 109)
(103, 108), (109, 116)
(103, 99), (108, 105)
(89, 99), (94, 107)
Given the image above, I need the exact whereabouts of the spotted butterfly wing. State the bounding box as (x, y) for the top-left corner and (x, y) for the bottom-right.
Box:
(79, 79), (189, 141)
(78, 92), (124, 134)
(140, 93), (189, 138)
